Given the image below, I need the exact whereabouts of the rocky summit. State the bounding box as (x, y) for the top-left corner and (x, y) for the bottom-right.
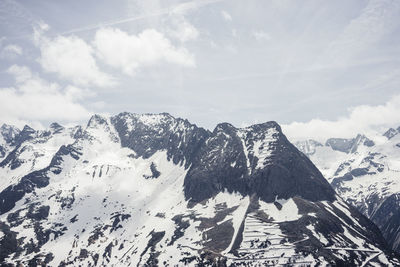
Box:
(0, 112), (399, 266)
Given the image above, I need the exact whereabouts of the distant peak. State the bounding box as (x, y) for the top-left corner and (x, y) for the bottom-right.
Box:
(0, 124), (20, 144)
(325, 134), (374, 154)
(354, 134), (374, 147)
(1, 123), (17, 130)
(49, 122), (64, 132)
(244, 121), (282, 132)
(214, 122), (235, 133)
(114, 111), (177, 127)
(0, 123), (20, 134)
(50, 122), (63, 129)
(87, 114), (108, 128)
(21, 125), (35, 133)
(383, 127), (398, 140)
(213, 121), (282, 134)
(325, 138), (355, 153)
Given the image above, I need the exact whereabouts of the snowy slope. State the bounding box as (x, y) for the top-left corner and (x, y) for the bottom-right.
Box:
(0, 113), (399, 266)
(0, 124), (79, 193)
(296, 130), (400, 253)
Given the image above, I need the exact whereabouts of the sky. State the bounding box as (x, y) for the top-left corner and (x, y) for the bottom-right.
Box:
(0, 0), (400, 142)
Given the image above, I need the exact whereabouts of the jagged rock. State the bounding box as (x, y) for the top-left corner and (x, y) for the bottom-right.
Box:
(0, 113), (398, 266)
(184, 121), (335, 203)
(384, 128), (399, 140)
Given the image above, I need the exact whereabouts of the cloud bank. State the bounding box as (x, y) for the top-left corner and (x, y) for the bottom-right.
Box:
(283, 94), (400, 142)
(0, 65), (92, 127)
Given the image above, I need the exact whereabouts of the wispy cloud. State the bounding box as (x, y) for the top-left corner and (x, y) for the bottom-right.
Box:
(221, 10), (232, 22)
(212, 56), (400, 82)
(61, 0), (225, 35)
(1, 44), (22, 58)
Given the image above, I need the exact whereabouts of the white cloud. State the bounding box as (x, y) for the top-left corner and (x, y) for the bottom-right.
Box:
(252, 30), (271, 41)
(172, 0), (224, 15)
(64, 85), (95, 101)
(221, 10), (232, 22)
(90, 101), (107, 110)
(7, 65), (31, 83)
(0, 65), (92, 126)
(1, 44), (22, 57)
(94, 27), (195, 75)
(61, 0), (223, 35)
(231, 29), (238, 38)
(37, 33), (115, 88)
(283, 94), (400, 142)
(226, 44), (238, 54)
(168, 16), (199, 42)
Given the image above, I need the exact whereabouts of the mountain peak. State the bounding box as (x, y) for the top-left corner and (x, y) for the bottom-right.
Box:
(245, 120), (281, 132)
(87, 114), (108, 128)
(0, 124), (20, 144)
(0, 112), (398, 266)
(21, 124), (35, 132)
(325, 134), (374, 154)
(383, 127), (399, 140)
(214, 122), (236, 133)
(49, 122), (64, 133)
(185, 120), (336, 204)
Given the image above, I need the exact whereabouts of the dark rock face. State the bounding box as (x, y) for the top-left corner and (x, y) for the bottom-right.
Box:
(0, 126), (37, 169)
(0, 144), (25, 169)
(371, 193), (400, 252)
(184, 121), (336, 204)
(0, 221), (19, 263)
(111, 112), (210, 168)
(331, 173), (354, 188)
(12, 125), (36, 146)
(0, 168), (50, 215)
(184, 122), (249, 203)
(383, 128), (399, 140)
(49, 122), (64, 134)
(143, 162), (161, 179)
(0, 146), (5, 158)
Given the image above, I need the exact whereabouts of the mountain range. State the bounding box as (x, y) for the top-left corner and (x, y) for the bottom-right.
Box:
(295, 128), (400, 255)
(0, 112), (399, 266)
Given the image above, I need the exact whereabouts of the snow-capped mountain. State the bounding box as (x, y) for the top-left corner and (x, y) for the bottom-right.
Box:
(0, 124), (20, 159)
(0, 113), (399, 266)
(295, 131), (400, 254)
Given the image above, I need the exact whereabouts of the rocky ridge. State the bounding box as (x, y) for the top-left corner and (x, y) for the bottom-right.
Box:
(0, 113), (398, 266)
